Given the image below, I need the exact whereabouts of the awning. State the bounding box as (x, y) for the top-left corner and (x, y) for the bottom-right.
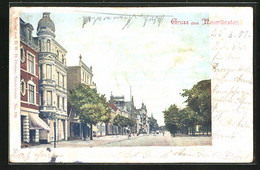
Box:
(29, 113), (50, 131)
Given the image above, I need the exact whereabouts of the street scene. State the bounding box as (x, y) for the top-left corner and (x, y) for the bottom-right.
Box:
(19, 11), (211, 149)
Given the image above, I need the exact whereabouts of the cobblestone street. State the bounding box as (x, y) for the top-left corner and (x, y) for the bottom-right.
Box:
(29, 132), (211, 148)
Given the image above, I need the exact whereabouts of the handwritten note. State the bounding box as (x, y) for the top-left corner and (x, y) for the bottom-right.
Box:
(210, 11), (253, 150)
(82, 14), (165, 30)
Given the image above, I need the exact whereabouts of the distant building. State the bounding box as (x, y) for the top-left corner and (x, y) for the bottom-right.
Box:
(67, 55), (96, 140)
(36, 12), (68, 143)
(20, 18), (49, 144)
(137, 102), (149, 133)
(107, 103), (119, 135)
(109, 94), (137, 134)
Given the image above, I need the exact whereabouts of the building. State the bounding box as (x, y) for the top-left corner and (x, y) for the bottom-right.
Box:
(20, 18), (50, 144)
(67, 55), (96, 140)
(107, 103), (119, 135)
(109, 94), (137, 134)
(137, 102), (149, 133)
(67, 55), (96, 90)
(36, 12), (68, 143)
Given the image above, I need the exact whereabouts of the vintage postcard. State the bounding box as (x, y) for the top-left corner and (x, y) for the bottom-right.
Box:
(9, 7), (253, 163)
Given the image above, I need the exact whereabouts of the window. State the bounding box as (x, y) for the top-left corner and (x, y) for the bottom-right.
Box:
(29, 84), (34, 104)
(39, 91), (43, 106)
(28, 29), (32, 41)
(62, 55), (65, 64)
(57, 72), (59, 85)
(61, 75), (64, 87)
(57, 50), (59, 60)
(62, 97), (65, 110)
(39, 40), (41, 51)
(46, 64), (52, 79)
(39, 65), (42, 79)
(47, 39), (51, 52)
(28, 53), (34, 74)
(20, 80), (26, 96)
(57, 95), (60, 108)
(47, 91), (52, 106)
(20, 48), (25, 63)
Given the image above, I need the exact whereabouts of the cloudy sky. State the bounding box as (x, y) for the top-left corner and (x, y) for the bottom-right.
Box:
(20, 9), (210, 125)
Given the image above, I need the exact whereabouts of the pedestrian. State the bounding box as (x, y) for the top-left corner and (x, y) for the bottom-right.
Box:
(127, 130), (130, 140)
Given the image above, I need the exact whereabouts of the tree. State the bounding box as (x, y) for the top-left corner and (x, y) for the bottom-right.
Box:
(113, 114), (126, 135)
(181, 79), (211, 135)
(68, 84), (110, 140)
(178, 107), (199, 135)
(99, 94), (111, 135)
(148, 116), (159, 133)
(163, 104), (179, 136)
(113, 115), (135, 135)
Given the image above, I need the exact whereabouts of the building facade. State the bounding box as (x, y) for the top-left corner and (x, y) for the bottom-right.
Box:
(137, 102), (149, 133)
(67, 55), (96, 140)
(109, 95), (138, 134)
(20, 18), (50, 144)
(106, 103), (119, 135)
(36, 12), (68, 143)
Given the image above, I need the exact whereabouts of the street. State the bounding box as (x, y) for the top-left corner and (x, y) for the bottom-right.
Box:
(29, 132), (211, 148)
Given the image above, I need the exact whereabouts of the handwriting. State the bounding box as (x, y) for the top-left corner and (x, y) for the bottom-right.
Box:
(10, 148), (63, 162)
(82, 14), (165, 30)
(211, 23), (252, 134)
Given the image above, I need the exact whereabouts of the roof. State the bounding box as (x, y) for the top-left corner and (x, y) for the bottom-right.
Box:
(20, 18), (34, 37)
(108, 103), (118, 112)
(37, 12), (55, 33)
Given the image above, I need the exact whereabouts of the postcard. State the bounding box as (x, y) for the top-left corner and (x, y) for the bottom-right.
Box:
(9, 7), (253, 163)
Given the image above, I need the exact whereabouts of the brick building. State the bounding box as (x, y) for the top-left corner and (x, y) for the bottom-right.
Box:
(67, 55), (96, 140)
(20, 18), (49, 144)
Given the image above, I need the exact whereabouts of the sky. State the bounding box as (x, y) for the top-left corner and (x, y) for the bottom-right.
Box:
(20, 9), (210, 126)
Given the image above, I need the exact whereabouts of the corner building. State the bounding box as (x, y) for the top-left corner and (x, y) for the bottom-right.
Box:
(37, 12), (68, 142)
(20, 18), (50, 144)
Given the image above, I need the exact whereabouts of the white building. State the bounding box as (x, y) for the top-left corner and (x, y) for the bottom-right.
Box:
(36, 12), (68, 143)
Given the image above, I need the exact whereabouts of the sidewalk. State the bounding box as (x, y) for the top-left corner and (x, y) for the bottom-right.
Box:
(29, 134), (141, 148)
